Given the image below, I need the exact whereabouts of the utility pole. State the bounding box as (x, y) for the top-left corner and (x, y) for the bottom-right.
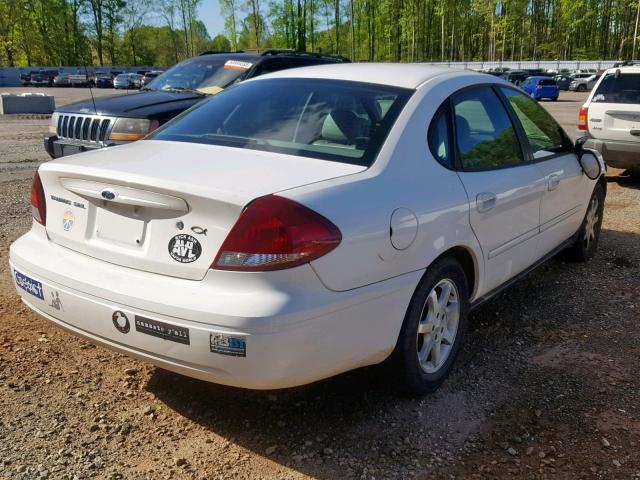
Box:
(633, 0), (640, 60)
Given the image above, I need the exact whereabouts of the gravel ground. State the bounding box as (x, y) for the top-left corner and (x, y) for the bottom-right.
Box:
(0, 88), (639, 480)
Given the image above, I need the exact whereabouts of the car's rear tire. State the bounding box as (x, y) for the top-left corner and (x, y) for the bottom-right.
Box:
(567, 183), (605, 262)
(389, 256), (469, 396)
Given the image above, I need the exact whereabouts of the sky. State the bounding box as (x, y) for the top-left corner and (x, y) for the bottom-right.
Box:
(198, 1), (226, 39)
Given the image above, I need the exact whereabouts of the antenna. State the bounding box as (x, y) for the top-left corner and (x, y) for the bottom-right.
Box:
(83, 64), (98, 115)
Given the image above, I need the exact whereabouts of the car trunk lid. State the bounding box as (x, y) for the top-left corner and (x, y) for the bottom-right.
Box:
(39, 140), (365, 280)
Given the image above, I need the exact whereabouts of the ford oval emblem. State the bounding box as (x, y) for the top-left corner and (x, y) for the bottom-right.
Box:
(101, 190), (116, 200)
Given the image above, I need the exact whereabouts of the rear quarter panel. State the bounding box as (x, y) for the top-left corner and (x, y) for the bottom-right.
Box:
(282, 73), (486, 298)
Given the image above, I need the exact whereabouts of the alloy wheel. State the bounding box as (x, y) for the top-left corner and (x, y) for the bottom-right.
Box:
(416, 279), (460, 374)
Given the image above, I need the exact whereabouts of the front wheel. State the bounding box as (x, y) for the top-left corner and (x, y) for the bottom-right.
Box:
(567, 183), (605, 262)
(389, 257), (469, 396)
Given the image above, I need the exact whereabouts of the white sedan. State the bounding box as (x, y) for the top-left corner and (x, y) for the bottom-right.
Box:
(10, 64), (605, 395)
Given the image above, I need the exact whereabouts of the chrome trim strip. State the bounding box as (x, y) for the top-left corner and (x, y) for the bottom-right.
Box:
(540, 205), (581, 233)
(488, 225), (539, 260)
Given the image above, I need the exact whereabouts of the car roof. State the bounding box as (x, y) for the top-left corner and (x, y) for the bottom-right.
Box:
(604, 65), (640, 74)
(198, 52), (261, 61)
(253, 63), (481, 89)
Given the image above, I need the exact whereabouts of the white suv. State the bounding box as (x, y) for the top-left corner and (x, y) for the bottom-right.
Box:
(579, 64), (640, 174)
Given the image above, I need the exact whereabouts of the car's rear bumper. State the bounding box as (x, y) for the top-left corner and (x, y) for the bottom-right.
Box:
(584, 137), (640, 169)
(9, 226), (419, 390)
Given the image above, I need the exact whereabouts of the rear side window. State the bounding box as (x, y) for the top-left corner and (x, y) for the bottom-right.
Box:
(253, 59), (292, 76)
(501, 88), (570, 160)
(428, 103), (452, 168)
(593, 73), (640, 104)
(452, 87), (523, 170)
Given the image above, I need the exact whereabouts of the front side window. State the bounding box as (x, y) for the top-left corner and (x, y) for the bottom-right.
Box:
(149, 78), (413, 166)
(592, 72), (640, 104)
(452, 87), (523, 170)
(501, 88), (570, 159)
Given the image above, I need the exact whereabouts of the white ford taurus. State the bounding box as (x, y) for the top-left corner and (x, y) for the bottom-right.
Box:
(10, 64), (606, 394)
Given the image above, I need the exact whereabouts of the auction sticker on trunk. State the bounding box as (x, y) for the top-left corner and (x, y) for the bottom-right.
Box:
(168, 234), (201, 263)
(134, 315), (190, 345)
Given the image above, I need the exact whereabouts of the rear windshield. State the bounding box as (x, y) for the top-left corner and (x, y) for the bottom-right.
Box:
(149, 78), (413, 167)
(539, 79), (556, 86)
(592, 73), (640, 104)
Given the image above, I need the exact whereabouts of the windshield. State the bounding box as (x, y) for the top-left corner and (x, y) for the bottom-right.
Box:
(592, 73), (640, 104)
(145, 57), (253, 95)
(148, 78), (413, 166)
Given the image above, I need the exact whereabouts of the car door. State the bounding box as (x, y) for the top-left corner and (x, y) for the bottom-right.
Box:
(452, 86), (547, 293)
(499, 87), (586, 258)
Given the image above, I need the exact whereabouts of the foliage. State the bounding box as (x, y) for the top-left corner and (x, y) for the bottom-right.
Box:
(0, 0), (638, 67)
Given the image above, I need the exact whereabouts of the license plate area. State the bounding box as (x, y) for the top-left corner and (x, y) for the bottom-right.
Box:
(94, 204), (146, 247)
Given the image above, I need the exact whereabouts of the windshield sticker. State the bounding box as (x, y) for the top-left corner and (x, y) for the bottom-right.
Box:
(224, 60), (253, 71)
(168, 234), (202, 263)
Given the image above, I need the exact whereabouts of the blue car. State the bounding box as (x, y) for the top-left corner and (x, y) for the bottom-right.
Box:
(521, 76), (560, 101)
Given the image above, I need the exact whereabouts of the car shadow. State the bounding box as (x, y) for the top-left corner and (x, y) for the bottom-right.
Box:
(145, 227), (639, 478)
(607, 170), (640, 190)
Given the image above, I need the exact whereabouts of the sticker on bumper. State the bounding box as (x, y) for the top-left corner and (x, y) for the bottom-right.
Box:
(134, 315), (190, 345)
(14, 270), (44, 300)
(210, 334), (246, 357)
(112, 311), (130, 334)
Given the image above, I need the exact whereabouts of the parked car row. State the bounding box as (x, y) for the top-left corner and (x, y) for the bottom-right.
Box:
(483, 67), (604, 93)
(19, 68), (164, 89)
(13, 54), (608, 396)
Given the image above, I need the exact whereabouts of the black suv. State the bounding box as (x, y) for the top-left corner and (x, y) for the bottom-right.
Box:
(31, 70), (59, 87)
(44, 50), (348, 158)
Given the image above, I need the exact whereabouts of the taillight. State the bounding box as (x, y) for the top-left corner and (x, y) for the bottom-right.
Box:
(30, 169), (46, 226)
(578, 106), (588, 131)
(213, 195), (341, 271)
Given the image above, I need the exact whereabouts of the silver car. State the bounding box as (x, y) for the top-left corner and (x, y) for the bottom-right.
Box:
(114, 73), (143, 89)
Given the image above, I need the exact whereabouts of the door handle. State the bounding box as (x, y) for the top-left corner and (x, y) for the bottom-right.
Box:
(476, 192), (497, 213)
(630, 129), (640, 137)
(548, 174), (561, 191)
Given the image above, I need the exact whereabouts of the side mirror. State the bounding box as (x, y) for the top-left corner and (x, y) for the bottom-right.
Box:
(578, 150), (604, 180)
(574, 135), (604, 180)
